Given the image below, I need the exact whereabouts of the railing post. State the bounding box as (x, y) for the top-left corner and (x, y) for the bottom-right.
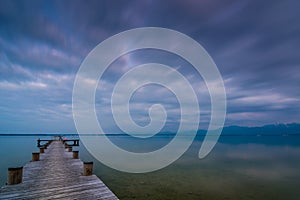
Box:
(83, 162), (93, 176)
(32, 152), (40, 161)
(8, 167), (23, 185)
(37, 138), (40, 147)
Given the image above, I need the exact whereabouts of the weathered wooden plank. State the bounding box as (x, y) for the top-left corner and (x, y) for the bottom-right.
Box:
(0, 141), (118, 200)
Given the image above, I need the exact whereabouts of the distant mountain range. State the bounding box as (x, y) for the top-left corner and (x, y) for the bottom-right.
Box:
(197, 123), (300, 136)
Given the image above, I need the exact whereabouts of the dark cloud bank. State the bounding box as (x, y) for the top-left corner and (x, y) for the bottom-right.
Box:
(0, 0), (299, 133)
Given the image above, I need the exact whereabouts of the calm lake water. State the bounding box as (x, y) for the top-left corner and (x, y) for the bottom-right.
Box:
(1, 135), (300, 200)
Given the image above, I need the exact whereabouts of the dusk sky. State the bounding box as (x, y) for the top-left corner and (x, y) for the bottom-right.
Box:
(0, 0), (299, 133)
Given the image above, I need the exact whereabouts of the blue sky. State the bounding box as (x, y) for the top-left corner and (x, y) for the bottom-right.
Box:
(0, 0), (299, 133)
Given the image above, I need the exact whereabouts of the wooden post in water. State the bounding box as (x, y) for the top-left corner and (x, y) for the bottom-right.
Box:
(7, 167), (23, 185)
(40, 147), (45, 153)
(32, 152), (40, 161)
(68, 146), (72, 152)
(73, 151), (79, 159)
(83, 162), (93, 176)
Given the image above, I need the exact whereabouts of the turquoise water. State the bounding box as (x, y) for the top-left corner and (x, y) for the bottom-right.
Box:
(1, 135), (300, 200)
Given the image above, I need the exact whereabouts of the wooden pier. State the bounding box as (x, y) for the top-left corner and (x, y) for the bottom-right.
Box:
(0, 140), (118, 200)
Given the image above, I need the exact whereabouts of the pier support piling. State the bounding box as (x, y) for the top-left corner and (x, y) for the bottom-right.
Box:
(32, 152), (40, 161)
(73, 151), (79, 159)
(83, 162), (93, 176)
(7, 167), (23, 185)
(68, 146), (72, 152)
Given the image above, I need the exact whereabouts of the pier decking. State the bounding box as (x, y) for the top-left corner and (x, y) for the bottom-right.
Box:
(0, 140), (118, 200)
